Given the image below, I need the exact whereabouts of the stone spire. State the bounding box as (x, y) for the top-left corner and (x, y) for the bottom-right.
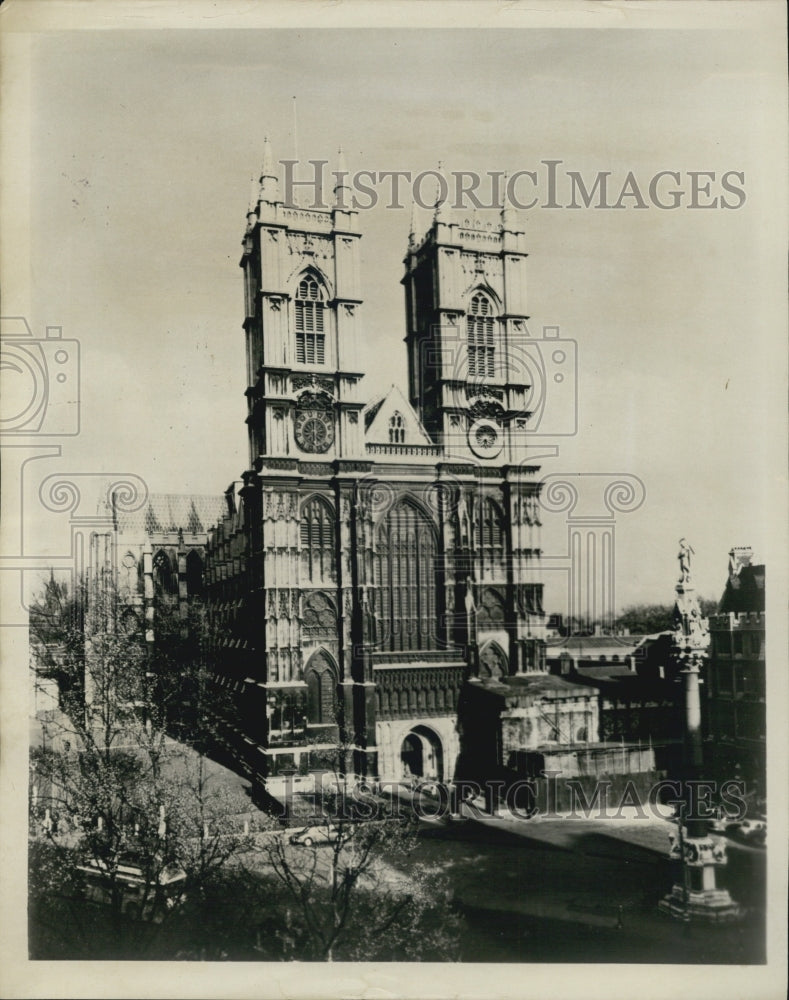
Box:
(259, 136), (279, 203)
(333, 147), (352, 209)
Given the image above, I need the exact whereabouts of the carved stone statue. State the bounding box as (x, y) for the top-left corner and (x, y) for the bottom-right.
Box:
(678, 537), (694, 584)
(687, 605), (705, 644)
(457, 493), (471, 547)
(464, 575), (476, 615)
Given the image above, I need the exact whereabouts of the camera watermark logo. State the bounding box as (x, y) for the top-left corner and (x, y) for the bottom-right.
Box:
(419, 320), (578, 450)
(537, 472), (647, 632)
(520, 326), (578, 437)
(0, 317), (80, 436)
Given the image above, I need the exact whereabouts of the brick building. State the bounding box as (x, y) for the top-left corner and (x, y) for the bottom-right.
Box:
(704, 547), (766, 794)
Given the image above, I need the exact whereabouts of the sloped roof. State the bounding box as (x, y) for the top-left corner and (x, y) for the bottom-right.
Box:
(472, 671), (596, 700)
(504, 673), (595, 696)
(574, 664), (639, 681)
(545, 634), (658, 658)
(116, 493), (226, 535)
(363, 384), (433, 445)
(363, 393), (387, 431)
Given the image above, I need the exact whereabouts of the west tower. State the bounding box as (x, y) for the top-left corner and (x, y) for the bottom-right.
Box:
(402, 199), (532, 465)
(242, 141), (365, 464)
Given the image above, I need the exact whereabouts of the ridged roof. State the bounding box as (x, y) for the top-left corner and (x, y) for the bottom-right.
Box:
(115, 493), (226, 535)
(363, 394), (387, 430)
(545, 634), (664, 658)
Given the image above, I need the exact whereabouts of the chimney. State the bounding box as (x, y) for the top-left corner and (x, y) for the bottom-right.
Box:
(728, 546), (753, 578)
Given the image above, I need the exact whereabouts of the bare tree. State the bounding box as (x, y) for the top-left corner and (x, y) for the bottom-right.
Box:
(255, 753), (462, 962)
(28, 573), (257, 958)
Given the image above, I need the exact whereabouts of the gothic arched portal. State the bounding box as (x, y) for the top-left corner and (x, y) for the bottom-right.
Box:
(400, 724), (444, 782)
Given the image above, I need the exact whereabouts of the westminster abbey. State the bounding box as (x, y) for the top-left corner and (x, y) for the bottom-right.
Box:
(195, 139), (601, 791)
(103, 142), (610, 792)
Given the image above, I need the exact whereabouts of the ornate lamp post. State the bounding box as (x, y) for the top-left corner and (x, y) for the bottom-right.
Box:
(659, 540), (742, 922)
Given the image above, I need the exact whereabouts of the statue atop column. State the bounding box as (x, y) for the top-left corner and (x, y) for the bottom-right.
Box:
(678, 537), (694, 585)
(659, 537), (742, 924)
(673, 538), (708, 654)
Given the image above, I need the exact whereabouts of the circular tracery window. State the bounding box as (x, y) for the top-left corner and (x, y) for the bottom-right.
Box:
(468, 418), (502, 458)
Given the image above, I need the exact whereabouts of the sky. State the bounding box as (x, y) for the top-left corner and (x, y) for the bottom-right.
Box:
(5, 18), (786, 612)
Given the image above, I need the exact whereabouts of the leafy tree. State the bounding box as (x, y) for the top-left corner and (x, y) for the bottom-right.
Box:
(615, 603), (674, 635)
(615, 598), (719, 636)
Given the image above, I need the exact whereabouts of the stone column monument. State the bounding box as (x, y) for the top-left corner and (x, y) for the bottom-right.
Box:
(659, 540), (742, 922)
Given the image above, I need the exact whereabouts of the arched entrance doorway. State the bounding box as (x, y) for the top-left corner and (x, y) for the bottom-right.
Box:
(400, 725), (444, 782)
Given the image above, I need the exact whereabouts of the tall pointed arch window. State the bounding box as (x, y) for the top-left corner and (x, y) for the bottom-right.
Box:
(300, 496), (336, 583)
(304, 651), (338, 725)
(467, 292), (496, 378)
(185, 550), (204, 597)
(479, 641), (507, 679)
(295, 275), (326, 365)
(153, 550), (177, 598)
(374, 500), (438, 652)
(479, 497), (506, 578)
(389, 411), (405, 444)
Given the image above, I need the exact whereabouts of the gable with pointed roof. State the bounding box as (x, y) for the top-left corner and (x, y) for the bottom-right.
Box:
(363, 384), (433, 446)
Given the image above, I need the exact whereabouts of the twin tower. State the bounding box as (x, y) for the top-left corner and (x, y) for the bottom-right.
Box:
(241, 139), (538, 468)
(206, 141), (551, 786)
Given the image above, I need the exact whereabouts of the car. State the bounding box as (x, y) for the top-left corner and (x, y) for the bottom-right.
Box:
(289, 824), (341, 847)
(708, 809), (737, 833)
(726, 818), (766, 846)
(76, 853), (187, 921)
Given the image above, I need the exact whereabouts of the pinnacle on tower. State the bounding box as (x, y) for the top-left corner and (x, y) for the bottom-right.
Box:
(408, 198), (419, 248)
(247, 174), (259, 221)
(434, 161), (450, 223)
(333, 146), (352, 209)
(259, 136), (279, 203)
(501, 171), (514, 231)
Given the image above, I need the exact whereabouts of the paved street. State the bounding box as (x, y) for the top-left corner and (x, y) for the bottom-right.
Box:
(30, 735), (767, 964)
(377, 801), (766, 963)
(174, 757), (766, 963)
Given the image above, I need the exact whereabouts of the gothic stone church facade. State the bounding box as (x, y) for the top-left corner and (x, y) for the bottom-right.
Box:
(203, 145), (584, 789)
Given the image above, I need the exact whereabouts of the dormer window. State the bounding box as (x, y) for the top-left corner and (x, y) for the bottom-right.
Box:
(389, 411), (405, 443)
(295, 275), (325, 365)
(467, 292), (496, 379)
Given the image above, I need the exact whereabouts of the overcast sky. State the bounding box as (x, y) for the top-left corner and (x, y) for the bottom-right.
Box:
(9, 19), (786, 610)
